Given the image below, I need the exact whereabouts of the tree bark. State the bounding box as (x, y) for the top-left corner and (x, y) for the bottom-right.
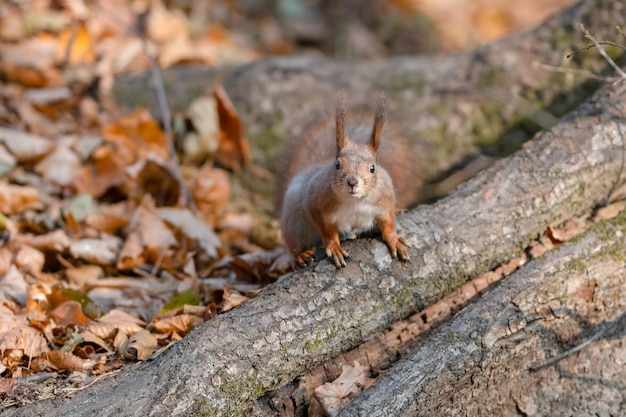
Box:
(7, 56), (626, 417)
(339, 210), (626, 417)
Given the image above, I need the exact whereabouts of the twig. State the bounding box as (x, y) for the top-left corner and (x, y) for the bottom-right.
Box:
(530, 309), (626, 371)
(532, 61), (619, 83)
(579, 23), (626, 80)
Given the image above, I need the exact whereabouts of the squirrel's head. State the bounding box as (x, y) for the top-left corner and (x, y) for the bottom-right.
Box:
(333, 93), (386, 199)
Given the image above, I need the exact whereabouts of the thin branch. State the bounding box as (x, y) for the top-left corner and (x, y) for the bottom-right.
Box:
(579, 23), (626, 80)
(532, 62), (619, 83)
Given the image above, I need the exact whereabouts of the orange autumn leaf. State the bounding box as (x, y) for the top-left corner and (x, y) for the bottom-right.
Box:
(102, 108), (169, 163)
(150, 314), (203, 335)
(56, 22), (96, 66)
(49, 300), (91, 326)
(213, 85), (251, 170)
(0, 182), (40, 215)
(45, 351), (96, 371)
(188, 166), (231, 227)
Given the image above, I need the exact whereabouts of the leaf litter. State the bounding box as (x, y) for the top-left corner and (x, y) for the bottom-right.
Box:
(0, 0), (286, 408)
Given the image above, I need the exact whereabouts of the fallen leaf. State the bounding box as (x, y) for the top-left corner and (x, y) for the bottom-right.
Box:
(0, 265), (27, 305)
(0, 144), (17, 175)
(0, 126), (53, 162)
(34, 137), (82, 187)
(14, 244), (45, 277)
(0, 323), (50, 358)
(56, 21), (96, 66)
(0, 182), (40, 215)
(117, 199), (177, 269)
(119, 329), (157, 360)
(158, 207), (221, 259)
(49, 300), (91, 326)
(97, 309), (146, 336)
(188, 166), (231, 227)
(220, 286), (248, 313)
(150, 314), (203, 336)
(314, 361), (367, 417)
(182, 96), (219, 163)
(213, 85), (251, 170)
(45, 351), (96, 371)
(65, 265), (104, 287)
(69, 236), (121, 265)
(125, 156), (180, 206)
(15, 229), (71, 252)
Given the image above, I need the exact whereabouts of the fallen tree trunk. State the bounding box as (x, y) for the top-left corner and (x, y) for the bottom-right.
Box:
(7, 60), (626, 417)
(339, 209), (626, 417)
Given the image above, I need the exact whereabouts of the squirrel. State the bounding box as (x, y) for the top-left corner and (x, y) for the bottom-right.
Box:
(276, 92), (418, 267)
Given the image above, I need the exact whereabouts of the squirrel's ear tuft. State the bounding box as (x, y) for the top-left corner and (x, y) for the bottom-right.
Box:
(370, 92), (386, 153)
(336, 91), (347, 153)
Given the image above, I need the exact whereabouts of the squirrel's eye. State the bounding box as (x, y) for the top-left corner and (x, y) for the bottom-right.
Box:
(370, 164), (376, 173)
(335, 159), (341, 169)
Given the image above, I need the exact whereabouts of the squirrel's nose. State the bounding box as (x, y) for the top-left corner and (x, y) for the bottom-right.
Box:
(347, 176), (358, 187)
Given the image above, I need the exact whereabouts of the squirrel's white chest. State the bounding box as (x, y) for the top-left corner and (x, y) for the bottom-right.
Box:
(328, 199), (379, 235)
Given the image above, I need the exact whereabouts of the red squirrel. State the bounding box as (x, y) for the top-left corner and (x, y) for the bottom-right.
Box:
(276, 93), (416, 267)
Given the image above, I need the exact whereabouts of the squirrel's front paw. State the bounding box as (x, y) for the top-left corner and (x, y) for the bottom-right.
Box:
(387, 236), (410, 262)
(325, 241), (349, 268)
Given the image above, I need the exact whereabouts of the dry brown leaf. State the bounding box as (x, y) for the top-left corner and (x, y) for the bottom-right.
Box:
(314, 361), (367, 417)
(0, 126), (53, 162)
(97, 309), (146, 336)
(0, 144), (17, 175)
(146, 1), (189, 45)
(76, 144), (127, 198)
(69, 236), (121, 265)
(150, 314), (203, 335)
(0, 182), (40, 215)
(182, 96), (219, 163)
(220, 286), (248, 313)
(55, 21), (96, 66)
(125, 156), (180, 206)
(0, 265), (27, 305)
(119, 329), (157, 360)
(65, 265), (104, 287)
(34, 136), (82, 187)
(25, 283), (49, 319)
(0, 323), (50, 358)
(83, 201), (130, 234)
(45, 351), (96, 371)
(116, 232), (144, 270)
(14, 244), (45, 277)
(0, 246), (13, 277)
(0, 377), (17, 395)
(15, 229), (71, 252)
(189, 166), (230, 227)
(79, 330), (113, 353)
(102, 108), (169, 163)
(158, 207), (220, 259)
(213, 85), (251, 170)
(85, 322), (116, 341)
(49, 300), (91, 326)
(230, 251), (283, 282)
(117, 200), (177, 270)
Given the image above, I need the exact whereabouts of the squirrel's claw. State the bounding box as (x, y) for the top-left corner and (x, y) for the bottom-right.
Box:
(325, 241), (349, 268)
(394, 237), (410, 262)
(295, 249), (316, 268)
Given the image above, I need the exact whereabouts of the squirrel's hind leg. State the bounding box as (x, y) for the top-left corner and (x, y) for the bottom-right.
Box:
(295, 249), (316, 268)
